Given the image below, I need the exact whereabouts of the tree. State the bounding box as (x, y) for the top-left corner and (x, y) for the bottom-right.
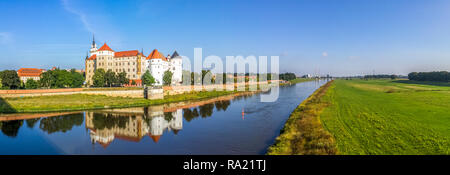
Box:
(39, 71), (54, 88)
(105, 69), (117, 87)
(0, 70), (21, 89)
(92, 69), (106, 87)
(142, 70), (156, 86)
(70, 69), (84, 88)
(131, 80), (136, 86)
(202, 70), (212, 84)
(25, 79), (38, 89)
(117, 72), (129, 86)
(163, 70), (173, 86)
(53, 69), (71, 88)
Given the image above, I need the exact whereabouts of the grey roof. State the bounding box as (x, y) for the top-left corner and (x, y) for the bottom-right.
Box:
(171, 51), (180, 58)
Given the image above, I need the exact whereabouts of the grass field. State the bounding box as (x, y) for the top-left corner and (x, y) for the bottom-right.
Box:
(0, 90), (237, 113)
(320, 79), (450, 155)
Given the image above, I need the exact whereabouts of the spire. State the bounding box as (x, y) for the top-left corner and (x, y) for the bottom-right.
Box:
(141, 48), (144, 55)
(92, 34), (96, 46)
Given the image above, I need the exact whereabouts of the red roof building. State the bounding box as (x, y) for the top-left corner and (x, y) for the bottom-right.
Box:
(147, 49), (167, 61)
(17, 68), (43, 77)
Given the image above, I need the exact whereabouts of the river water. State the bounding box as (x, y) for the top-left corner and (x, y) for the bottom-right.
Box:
(0, 80), (327, 155)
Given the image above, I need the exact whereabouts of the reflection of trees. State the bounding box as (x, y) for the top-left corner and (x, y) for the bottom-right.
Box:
(164, 112), (174, 122)
(183, 108), (199, 122)
(92, 113), (129, 130)
(39, 114), (83, 134)
(199, 104), (214, 118)
(232, 94), (252, 102)
(1, 120), (23, 137)
(26, 118), (40, 128)
(183, 100), (231, 122)
(214, 100), (231, 111)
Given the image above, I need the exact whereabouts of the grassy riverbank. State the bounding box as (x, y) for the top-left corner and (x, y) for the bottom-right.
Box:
(320, 79), (450, 154)
(0, 90), (238, 113)
(280, 78), (315, 86)
(267, 80), (337, 155)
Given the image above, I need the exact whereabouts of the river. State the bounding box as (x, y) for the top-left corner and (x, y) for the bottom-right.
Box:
(0, 80), (327, 155)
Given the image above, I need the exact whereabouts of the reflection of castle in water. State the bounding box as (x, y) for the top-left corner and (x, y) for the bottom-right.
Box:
(85, 107), (182, 148)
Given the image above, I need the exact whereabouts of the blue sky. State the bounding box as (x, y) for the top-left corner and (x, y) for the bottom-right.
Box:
(0, 0), (449, 76)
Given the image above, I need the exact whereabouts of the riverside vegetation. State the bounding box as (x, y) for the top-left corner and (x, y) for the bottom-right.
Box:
(268, 80), (337, 155)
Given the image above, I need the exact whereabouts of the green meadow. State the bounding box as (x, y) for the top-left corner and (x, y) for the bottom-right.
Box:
(320, 79), (450, 155)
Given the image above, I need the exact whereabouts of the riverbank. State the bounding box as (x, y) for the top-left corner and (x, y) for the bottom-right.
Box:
(267, 80), (337, 155)
(279, 78), (315, 86)
(0, 90), (250, 113)
(320, 79), (450, 154)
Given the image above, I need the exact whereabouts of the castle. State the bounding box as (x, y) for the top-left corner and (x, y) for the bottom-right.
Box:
(85, 36), (182, 86)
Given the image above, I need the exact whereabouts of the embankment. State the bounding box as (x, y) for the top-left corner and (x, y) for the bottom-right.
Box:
(267, 80), (337, 155)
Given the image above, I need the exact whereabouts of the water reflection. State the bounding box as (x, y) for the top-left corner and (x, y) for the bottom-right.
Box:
(0, 98), (233, 148)
(1, 120), (23, 137)
(86, 108), (183, 147)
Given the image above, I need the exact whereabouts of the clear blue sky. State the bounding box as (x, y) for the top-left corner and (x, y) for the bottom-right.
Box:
(0, 0), (449, 76)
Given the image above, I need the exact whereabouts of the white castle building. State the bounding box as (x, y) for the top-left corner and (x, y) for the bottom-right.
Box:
(85, 36), (182, 86)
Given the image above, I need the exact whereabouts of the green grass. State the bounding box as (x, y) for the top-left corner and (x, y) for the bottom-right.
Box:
(320, 79), (450, 155)
(267, 81), (337, 155)
(280, 78), (315, 86)
(0, 90), (238, 113)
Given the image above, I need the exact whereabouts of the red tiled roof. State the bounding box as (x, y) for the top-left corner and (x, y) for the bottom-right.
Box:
(148, 134), (161, 143)
(99, 141), (112, 149)
(114, 50), (139, 57)
(147, 49), (167, 61)
(17, 68), (43, 77)
(88, 54), (96, 60)
(115, 134), (143, 142)
(98, 43), (114, 51)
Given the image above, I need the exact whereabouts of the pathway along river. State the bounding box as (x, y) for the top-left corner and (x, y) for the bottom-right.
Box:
(0, 80), (327, 155)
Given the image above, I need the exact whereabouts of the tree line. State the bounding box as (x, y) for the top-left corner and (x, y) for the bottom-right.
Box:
(181, 71), (286, 85)
(0, 69), (84, 89)
(90, 68), (174, 87)
(408, 71), (449, 82)
(363, 74), (398, 79)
